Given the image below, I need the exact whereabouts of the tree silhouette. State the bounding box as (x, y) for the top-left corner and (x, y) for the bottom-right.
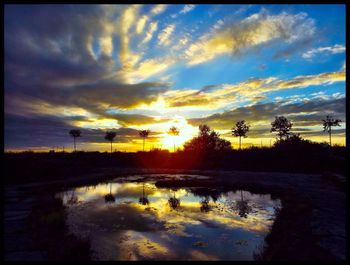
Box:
(105, 131), (117, 153)
(322, 115), (341, 146)
(270, 116), (292, 141)
(139, 130), (150, 152)
(69, 129), (81, 152)
(232, 120), (250, 150)
(184, 124), (231, 152)
(168, 126), (180, 152)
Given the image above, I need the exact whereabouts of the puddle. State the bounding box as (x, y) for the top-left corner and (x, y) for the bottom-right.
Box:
(56, 174), (281, 260)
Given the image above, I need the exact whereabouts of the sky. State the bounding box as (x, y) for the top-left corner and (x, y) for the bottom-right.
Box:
(4, 4), (346, 152)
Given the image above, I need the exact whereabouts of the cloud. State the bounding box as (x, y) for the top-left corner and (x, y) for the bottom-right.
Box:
(118, 5), (142, 69)
(184, 10), (315, 65)
(158, 24), (176, 46)
(188, 97), (345, 132)
(136, 15), (149, 34)
(141, 21), (158, 44)
(163, 71), (345, 109)
(180, 5), (195, 14)
(150, 5), (167, 15)
(302, 44), (345, 59)
(122, 57), (176, 83)
(4, 112), (163, 150)
(102, 113), (165, 126)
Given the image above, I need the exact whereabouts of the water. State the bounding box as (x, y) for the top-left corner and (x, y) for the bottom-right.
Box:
(56, 175), (281, 260)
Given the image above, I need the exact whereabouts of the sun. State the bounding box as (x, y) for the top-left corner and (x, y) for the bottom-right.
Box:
(160, 116), (198, 152)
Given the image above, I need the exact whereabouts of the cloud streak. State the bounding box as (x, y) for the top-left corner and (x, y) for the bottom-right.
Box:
(184, 10), (315, 65)
(302, 44), (345, 59)
(163, 70), (345, 108)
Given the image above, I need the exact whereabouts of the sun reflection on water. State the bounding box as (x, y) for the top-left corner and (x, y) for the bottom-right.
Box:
(57, 176), (281, 260)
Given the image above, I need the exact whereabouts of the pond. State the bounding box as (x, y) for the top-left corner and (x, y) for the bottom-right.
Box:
(56, 175), (282, 260)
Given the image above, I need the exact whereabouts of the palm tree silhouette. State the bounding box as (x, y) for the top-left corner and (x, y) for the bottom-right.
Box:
(168, 126), (180, 152)
(139, 183), (149, 205)
(139, 130), (150, 151)
(105, 131), (117, 153)
(232, 120), (250, 150)
(69, 129), (81, 152)
(322, 115), (341, 146)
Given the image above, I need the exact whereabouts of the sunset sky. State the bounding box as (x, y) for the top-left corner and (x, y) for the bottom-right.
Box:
(4, 4), (346, 152)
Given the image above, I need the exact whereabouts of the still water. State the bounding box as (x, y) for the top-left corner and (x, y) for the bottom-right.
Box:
(56, 175), (281, 260)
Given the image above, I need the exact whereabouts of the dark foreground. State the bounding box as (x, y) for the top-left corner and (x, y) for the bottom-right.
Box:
(4, 167), (345, 261)
(4, 144), (346, 185)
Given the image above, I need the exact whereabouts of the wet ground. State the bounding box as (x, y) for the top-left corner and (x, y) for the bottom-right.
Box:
(4, 168), (346, 261)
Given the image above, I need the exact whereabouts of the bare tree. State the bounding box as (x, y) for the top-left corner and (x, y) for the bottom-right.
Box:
(168, 126), (180, 152)
(105, 131), (117, 153)
(232, 120), (250, 150)
(270, 116), (292, 141)
(322, 115), (341, 146)
(139, 129), (150, 151)
(69, 129), (81, 152)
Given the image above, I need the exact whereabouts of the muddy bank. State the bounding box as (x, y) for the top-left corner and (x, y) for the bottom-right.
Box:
(4, 168), (345, 261)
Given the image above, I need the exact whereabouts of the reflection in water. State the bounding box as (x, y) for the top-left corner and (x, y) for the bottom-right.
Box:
(168, 189), (180, 209)
(57, 176), (282, 260)
(66, 190), (79, 205)
(104, 183), (115, 203)
(234, 190), (253, 218)
(139, 183), (149, 205)
(200, 197), (211, 213)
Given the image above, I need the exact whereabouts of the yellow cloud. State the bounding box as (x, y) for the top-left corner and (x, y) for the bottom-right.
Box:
(74, 118), (121, 129)
(123, 57), (175, 83)
(150, 4), (167, 15)
(141, 21), (158, 44)
(118, 5), (141, 69)
(99, 36), (113, 55)
(185, 11), (315, 65)
(136, 15), (149, 34)
(163, 71), (345, 109)
(158, 24), (175, 46)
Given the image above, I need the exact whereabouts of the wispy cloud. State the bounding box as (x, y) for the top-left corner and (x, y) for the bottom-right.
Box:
(150, 4), (167, 15)
(302, 44), (345, 59)
(184, 10), (315, 65)
(158, 24), (176, 46)
(188, 96), (345, 131)
(141, 21), (158, 44)
(180, 4), (195, 14)
(163, 71), (345, 109)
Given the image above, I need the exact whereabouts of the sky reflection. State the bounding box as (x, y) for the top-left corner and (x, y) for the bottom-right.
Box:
(57, 176), (281, 260)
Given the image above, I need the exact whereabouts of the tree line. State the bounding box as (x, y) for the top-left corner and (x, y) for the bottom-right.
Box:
(68, 115), (341, 152)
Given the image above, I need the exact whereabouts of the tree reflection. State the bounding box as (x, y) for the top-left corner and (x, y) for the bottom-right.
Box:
(234, 190), (252, 218)
(168, 189), (180, 209)
(104, 182), (115, 203)
(190, 187), (222, 203)
(67, 190), (79, 205)
(139, 183), (149, 205)
(200, 197), (211, 212)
